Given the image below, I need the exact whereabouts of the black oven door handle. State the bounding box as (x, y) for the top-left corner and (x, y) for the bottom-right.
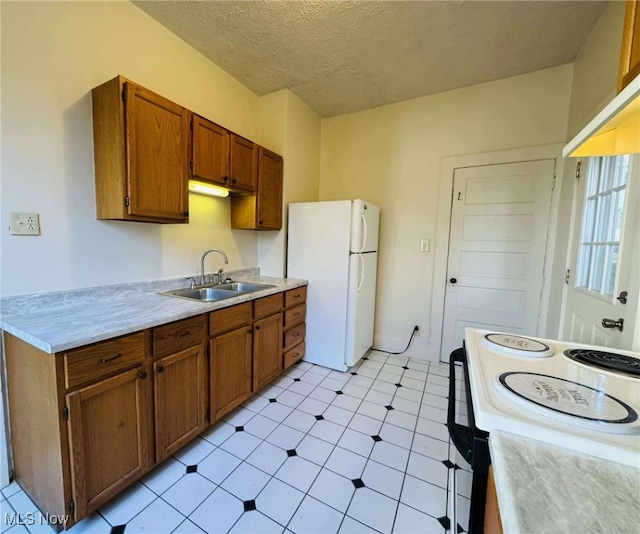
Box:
(446, 347), (474, 465)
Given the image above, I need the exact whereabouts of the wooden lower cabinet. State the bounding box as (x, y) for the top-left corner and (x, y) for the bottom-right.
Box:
(66, 365), (154, 518)
(4, 285), (307, 529)
(153, 345), (207, 461)
(253, 313), (283, 391)
(210, 326), (253, 420)
(484, 465), (504, 534)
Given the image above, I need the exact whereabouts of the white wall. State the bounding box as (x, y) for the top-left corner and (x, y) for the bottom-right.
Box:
(1, 0), (264, 297)
(319, 65), (573, 360)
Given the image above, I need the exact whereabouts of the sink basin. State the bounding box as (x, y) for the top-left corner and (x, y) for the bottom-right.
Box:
(160, 282), (274, 302)
(161, 287), (239, 302)
(216, 282), (275, 293)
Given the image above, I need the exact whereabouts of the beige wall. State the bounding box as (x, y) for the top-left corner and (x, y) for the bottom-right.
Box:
(1, 0), (264, 297)
(259, 90), (321, 277)
(567, 1), (626, 137)
(319, 65), (573, 359)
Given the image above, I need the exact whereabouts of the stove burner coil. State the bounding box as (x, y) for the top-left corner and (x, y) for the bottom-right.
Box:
(564, 349), (640, 378)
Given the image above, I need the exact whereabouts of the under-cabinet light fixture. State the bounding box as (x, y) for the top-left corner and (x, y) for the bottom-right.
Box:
(188, 180), (230, 198)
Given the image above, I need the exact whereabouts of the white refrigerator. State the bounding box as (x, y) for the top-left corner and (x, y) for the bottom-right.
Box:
(287, 200), (380, 371)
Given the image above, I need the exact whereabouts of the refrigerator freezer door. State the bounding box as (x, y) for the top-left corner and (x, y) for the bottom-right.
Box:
(287, 201), (352, 371)
(345, 251), (378, 367)
(350, 200), (380, 253)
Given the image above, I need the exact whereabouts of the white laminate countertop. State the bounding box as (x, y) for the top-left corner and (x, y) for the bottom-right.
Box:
(490, 429), (640, 534)
(0, 270), (307, 354)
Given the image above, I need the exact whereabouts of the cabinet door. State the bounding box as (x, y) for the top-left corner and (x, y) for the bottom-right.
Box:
(154, 345), (207, 462)
(256, 147), (283, 230)
(229, 134), (257, 192)
(253, 313), (283, 392)
(192, 115), (230, 187)
(210, 326), (253, 420)
(67, 366), (153, 518)
(619, 0), (640, 91)
(125, 82), (190, 221)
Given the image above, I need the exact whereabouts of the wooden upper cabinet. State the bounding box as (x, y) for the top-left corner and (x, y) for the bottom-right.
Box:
(191, 115), (230, 187)
(229, 134), (258, 192)
(619, 0), (640, 92)
(230, 146), (283, 231)
(257, 147), (284, 230)
(92, 76), (190, 223)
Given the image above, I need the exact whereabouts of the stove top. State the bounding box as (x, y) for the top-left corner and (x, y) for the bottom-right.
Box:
(564, 348), (640, 378)
(464, 328), (640, 468)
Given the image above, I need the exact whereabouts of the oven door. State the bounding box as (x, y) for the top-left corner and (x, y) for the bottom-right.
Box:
(446, 346), (489, 534)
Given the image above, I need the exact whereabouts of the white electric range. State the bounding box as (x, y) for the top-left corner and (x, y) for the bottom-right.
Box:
(464, 327), (640, 468)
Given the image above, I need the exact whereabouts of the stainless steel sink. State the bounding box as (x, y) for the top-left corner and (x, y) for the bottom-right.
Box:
(160, 281), (274, 302)
(216, 282), (275, 293)
(161, 287), (239, 302)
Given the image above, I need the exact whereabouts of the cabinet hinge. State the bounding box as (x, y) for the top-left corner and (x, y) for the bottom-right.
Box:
(565, 269), (571, 285)
(206, 408), (211, 423)
(124, 196), (130, 207)
(190, 117), (194, 131)
(122, 84), (127, 102)
(575, 161), (581, 180)
(190, 159), (194, 170)
(62, 406), (69, 420)
(68, 499), (75, 516)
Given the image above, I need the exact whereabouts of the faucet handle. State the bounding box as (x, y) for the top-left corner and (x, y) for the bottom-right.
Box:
(186, 277), (197, 289)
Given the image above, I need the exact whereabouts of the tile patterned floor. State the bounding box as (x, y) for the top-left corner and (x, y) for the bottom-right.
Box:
(0, 351), (472, 534)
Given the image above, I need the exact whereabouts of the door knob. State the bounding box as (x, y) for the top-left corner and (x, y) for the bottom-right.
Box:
(601, 318), (624, 331)
(450, 278), (457, 284)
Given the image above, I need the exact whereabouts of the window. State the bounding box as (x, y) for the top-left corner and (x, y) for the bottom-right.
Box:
(576, 155), (630, 296)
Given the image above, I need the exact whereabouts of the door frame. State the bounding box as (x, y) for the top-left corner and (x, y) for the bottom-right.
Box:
(431, 144), (566, 361)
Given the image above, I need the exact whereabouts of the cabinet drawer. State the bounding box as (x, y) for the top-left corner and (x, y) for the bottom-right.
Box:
(254, 293), (284, 320)
(64, 332), (146, 390)
(283, 322), (306, 351)
(153, 316), (204, 358)
(284, 304), (306, 329)
(209, 302), (252, 337)
(285, 286), (307, 308)
(284, 342), (305, 369)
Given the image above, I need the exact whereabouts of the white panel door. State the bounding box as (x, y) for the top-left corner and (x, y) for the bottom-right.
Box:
(561, 156), (639, 350)
(441, 159), (556, 359)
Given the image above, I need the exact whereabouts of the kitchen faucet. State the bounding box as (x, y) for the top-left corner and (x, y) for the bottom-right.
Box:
(200, 248), (229, 285)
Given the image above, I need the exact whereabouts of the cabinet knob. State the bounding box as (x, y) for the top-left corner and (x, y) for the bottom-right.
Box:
(138, 371), (148, 379)
(157, 365), (165, 373)
(223, 176), (229, 182)
(258, 220), (263, 225)
(255, 325), (261, 331)
(232, 178), (237, 184)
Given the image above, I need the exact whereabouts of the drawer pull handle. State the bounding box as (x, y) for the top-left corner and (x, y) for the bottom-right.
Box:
(293, 312), (300, 317)
(294, 294), (301, 298)
(175, 330), (190, 338)
(293, 332), (301, 337)
(294, 352), (300, 357)
(138, 371), (148, 379)
(100, 353), (122, 363)
(157, 365), (165, 373)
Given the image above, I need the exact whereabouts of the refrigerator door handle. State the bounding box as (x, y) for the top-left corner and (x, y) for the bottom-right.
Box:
(360, 213), (367, 253)
(357, 254), (365, 292)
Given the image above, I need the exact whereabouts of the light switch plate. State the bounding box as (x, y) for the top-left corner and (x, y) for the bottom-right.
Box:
(10, 212), (41, 236)
(420, 239), (430, 252)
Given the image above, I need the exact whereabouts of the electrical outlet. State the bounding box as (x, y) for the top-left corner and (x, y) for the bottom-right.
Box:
(9, 212), (41, 236)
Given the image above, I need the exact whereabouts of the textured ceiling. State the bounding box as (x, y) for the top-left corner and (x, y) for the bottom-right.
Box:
(133, 0), (608, 117)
